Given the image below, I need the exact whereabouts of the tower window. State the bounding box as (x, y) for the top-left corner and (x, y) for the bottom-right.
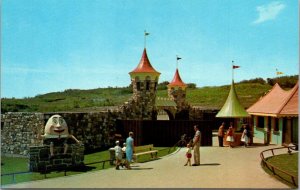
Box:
(145, 76), (151, 91)
(137, 82), (141, 91)
(146, 81), (150, 91)
(154, 82), (157, 90)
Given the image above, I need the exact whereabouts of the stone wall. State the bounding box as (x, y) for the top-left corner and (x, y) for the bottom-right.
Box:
(1, 113), (44, 155)
(29, 144), (84, 172)
(1, 111), (124, 157)
(120, 79), (158, 120)
(1, 107), (217, 157)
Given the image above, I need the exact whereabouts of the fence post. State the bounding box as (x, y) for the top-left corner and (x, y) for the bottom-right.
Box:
(291, 176), (296, 186)
(271, 166), (276, 175)
(12, 174), (16, 184)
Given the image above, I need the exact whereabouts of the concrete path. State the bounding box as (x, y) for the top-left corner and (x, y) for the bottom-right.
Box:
(3, 137), (292, 189)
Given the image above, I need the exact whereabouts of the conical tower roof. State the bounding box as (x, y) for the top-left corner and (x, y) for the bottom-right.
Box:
(168, 68), (187, 88)
(129, 48), (160, 75)
(216, 81), (250, 118)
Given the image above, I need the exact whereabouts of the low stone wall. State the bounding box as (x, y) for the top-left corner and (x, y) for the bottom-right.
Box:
(29, 144), (84, 172)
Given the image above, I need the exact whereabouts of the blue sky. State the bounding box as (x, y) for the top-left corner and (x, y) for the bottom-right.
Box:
(2, 0), (299, 98)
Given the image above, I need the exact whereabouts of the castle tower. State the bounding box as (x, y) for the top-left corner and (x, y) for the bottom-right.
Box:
(167, 68), (188, 110)
(128, 48), (161, 119)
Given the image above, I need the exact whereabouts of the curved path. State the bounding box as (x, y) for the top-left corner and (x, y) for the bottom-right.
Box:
(3, 137), (291, 188)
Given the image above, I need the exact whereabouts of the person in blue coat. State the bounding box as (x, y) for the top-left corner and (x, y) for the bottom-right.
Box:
(125, 131), (134, 169)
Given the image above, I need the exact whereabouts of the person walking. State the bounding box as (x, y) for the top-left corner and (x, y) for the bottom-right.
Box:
(241, 124), (249, 147)
(125, 131), (134, 169)
(226, 123), (234, 148)
(184, 143), (192, 166)
(192, 125), (201, 166)
(114, 141), (122, 170)
(218, 122), (225, 147)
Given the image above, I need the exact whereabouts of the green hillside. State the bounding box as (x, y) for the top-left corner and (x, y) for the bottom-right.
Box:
(1, 75), (298, 113)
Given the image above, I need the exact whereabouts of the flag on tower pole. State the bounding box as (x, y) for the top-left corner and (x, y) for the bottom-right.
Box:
(144, 30), (150, 48)
(176, 55), (182, 68)
(232, 61), (240, 81)
(276, 68), (283, 75)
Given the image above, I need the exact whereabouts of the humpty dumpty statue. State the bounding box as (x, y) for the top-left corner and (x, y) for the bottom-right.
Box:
(38, 114), (81, 157)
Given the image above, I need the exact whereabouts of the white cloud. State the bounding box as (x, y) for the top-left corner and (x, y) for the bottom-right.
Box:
(253, 1), (285, 24)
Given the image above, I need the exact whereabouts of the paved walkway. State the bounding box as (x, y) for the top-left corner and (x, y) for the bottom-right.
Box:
(3, 137), (291, 189)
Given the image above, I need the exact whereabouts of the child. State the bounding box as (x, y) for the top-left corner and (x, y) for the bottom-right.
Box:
(114, 141), (122, 170)
(184, 143), (192, 166)
(121, 143), (126, 167)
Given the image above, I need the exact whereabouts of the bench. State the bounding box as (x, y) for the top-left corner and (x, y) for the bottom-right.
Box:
(133, 144), (158, 162)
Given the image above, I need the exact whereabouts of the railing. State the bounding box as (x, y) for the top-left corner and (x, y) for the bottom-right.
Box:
(2, 159), (114, 184)
(1, 171), (32, 184)
(260, 144), (298, 187)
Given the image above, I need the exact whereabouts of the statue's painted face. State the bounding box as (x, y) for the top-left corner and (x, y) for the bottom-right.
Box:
(44, 115), (69, 136)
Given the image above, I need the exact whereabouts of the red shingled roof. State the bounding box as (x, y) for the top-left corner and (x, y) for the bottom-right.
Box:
(130, 48), (160, 74)
(247, 82), (298, 117)
(168, 68), (186, 87)
(280, 82), (298, 115)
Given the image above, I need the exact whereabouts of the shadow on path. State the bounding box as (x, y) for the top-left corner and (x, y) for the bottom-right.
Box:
(199, 163), (220, 166)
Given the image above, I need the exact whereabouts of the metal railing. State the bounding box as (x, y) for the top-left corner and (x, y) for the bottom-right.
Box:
(1, 171), (32, 184)
(260, 144), (298, 187)
(2, 159), (114, 184)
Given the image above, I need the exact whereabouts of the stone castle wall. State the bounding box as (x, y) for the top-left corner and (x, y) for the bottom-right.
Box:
(1, 111), (124, 156)
(1, 113), (44, 155)
(1, 108), (214, 157)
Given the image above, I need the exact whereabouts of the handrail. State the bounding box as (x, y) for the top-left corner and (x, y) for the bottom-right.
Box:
(2, 159), (114, 184)
(1, 171), (32, 184)
(260, 145), (298, 187)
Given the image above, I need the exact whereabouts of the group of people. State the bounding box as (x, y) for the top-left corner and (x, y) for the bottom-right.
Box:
(218, 122), (251, 148)
(114, 131), (134, 170)
(184, 125), (201, 166)
(114, 123), (251, 170)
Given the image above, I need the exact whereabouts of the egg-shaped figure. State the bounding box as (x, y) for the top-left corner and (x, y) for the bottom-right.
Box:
(44, 115), (70, 138)
(38, 114), (80, 157)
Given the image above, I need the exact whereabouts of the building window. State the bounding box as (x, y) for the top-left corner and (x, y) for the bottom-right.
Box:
(145, 76), (151, 91)
(154, 82), (157, 90)
(137, 82), (141, 91)
(256, 116), (264, 128)
(274, 118), (279, 131)
(146, 81), (150, 90)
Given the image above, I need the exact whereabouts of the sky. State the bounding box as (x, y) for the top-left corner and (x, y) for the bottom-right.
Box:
(2, 0), (299, 98)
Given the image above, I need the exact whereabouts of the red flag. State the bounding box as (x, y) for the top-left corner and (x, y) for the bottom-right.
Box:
(233, 65), (240, 69)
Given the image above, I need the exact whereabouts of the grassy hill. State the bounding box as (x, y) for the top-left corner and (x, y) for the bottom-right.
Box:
(1, 75), (298, 113)
(1, 83), (271, 113)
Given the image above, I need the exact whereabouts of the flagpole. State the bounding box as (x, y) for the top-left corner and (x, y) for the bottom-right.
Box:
(176, 55), (178, 69)
(232, 60), (234, 82)
(144, 30), (146, 48)
(144, 30), (150, 48)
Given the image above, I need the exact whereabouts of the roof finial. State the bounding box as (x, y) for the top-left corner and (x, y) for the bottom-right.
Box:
(144, 30), (150, 48)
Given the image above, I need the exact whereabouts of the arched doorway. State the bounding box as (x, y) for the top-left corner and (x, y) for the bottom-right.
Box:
(156, 108), (175, 120)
